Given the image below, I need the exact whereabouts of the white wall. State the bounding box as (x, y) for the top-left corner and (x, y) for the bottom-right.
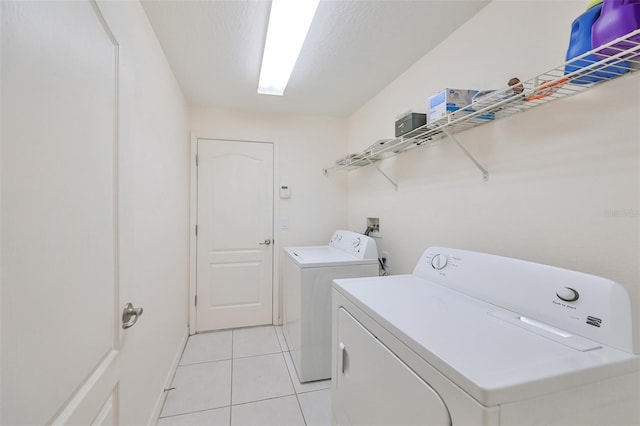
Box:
(190, 108), (349, 246)
(346, 1), (640, 348)
(190, 108), (349, 322)
(97, 1), (190, 424)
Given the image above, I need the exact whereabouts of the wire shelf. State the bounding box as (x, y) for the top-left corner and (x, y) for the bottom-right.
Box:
(332, 28), (640, 172)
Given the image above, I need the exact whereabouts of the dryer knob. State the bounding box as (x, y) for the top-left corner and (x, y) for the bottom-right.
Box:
(352, 237), (361, 248)
(431, 254), (448, 270)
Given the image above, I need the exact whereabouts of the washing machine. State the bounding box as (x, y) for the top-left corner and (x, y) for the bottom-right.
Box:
(282, 230), (378, 383)
(332, 247), (640, 425)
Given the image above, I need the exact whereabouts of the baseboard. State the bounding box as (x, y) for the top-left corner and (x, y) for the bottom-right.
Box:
(147, 327), (189, 425)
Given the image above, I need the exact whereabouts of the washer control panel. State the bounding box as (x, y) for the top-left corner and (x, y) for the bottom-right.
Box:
(329, 230), (378, 260)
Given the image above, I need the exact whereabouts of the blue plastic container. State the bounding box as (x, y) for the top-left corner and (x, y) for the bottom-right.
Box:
(565, 2), (630, 84)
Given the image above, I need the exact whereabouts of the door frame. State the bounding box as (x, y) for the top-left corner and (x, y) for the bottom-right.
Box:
(189, 134), (280, 334)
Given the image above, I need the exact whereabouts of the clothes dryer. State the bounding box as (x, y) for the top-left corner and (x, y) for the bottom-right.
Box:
(283, 230), (378, 383)
(332, 247), (639, 425)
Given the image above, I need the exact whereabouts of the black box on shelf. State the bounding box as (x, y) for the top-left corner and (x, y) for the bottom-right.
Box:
(395, 113), (426, 137)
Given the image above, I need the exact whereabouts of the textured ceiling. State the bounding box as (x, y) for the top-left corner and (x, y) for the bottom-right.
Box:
(141, 0), (489, 117)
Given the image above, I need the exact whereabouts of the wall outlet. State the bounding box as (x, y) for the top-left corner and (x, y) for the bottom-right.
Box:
(381, 251), (389, 268)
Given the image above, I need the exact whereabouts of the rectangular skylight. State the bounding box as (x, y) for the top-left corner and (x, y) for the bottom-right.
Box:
(258, 0), (320, 96)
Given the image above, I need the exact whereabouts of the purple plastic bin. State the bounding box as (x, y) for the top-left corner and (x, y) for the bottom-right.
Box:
(565, 3), (630, 83)
(592, 0), (640, 59)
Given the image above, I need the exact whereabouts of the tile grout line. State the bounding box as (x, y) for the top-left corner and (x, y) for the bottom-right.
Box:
(232, 326), (299, 423)
(228, 349), (283, 361)
(178, 358), (232, 366)
(279, 350), (309, 426)
(159, 331), (236, 420)
(157, 405), (229, 421)
(157, 335), (191, 420)
(160, 325), (330, 425)
(230, 392), (299, 408)
(229, 329), (235, 426)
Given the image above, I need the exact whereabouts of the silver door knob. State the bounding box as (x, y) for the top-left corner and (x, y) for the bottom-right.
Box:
(122, 302), (144, 329)
(259, 239), (272, 246)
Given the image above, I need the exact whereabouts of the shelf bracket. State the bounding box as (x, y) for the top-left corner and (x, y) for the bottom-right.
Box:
(365, 158), (398, 190)
(439, 126), (489, 181)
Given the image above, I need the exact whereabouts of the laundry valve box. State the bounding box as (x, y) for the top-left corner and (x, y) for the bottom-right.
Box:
(427, 88), (494, 125)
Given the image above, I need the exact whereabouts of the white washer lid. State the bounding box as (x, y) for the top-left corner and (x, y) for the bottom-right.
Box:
(285, 246), (378, 267)
(333, 275), (640, 407)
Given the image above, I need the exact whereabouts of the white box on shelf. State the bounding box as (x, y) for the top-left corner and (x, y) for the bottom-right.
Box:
(428, 88), (495, 125)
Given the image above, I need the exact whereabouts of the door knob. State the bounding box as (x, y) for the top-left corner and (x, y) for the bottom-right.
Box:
(259, 239), (272, 246)
(122, 302), (144, 329)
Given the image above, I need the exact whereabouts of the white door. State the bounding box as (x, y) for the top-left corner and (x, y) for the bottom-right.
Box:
(196, 139), (274, 331)
(1, 1), (133, 424)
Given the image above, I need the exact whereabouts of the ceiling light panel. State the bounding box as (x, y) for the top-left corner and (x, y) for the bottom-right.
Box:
(258, 0), (320, 96)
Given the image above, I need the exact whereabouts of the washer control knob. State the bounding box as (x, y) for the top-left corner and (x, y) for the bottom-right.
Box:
(431, 254), (448, 270)
(556, 287), (579, 302)
(352, 237), (361, 248)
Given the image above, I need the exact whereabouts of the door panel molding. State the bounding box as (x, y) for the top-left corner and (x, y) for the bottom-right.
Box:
(51, 351), (120, 425)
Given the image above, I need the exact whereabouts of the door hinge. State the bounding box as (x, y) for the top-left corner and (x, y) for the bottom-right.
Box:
(195, 154), (198, 167)
(195, 295), (197, 307)
(195, 224), (198, 236)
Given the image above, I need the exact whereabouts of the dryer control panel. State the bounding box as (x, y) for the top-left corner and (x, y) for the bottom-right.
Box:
(329, 230), (378, 260)
(413, 247), (635, 354)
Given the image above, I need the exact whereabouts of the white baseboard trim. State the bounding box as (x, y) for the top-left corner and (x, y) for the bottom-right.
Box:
(147, 327), (189, 425)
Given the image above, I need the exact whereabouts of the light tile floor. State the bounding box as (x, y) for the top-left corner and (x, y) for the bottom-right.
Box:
(157, 325), (331, 426)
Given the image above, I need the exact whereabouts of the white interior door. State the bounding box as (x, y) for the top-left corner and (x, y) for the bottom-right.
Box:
(196, 139), (274, 331)
(1, 1), (126, 424)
